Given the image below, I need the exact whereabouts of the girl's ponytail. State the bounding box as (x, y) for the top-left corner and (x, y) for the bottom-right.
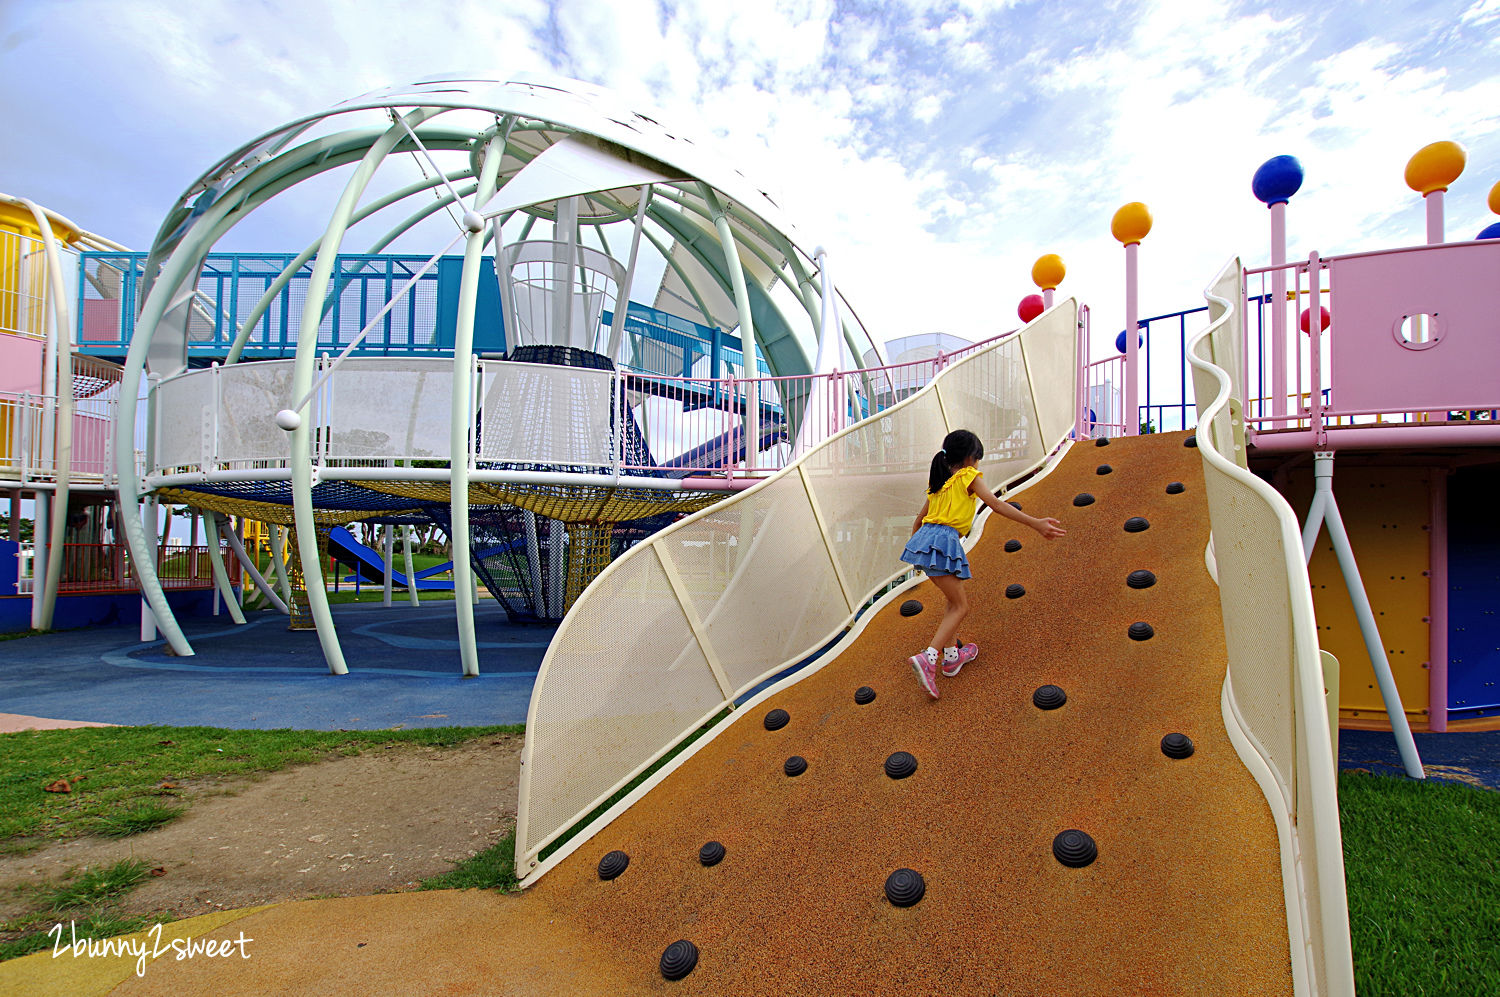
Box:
(927, 450), (951, 495)
(928, 429), (985, 494)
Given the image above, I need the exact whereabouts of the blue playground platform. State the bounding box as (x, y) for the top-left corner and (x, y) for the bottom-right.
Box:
(0, 602), (553, 730)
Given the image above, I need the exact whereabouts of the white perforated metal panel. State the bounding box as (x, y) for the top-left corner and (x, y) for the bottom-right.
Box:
(516, 301), (1081, 878)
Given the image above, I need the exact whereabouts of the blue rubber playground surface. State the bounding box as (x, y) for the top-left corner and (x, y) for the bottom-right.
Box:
(0, 601), (553, 730)
(1339, 728), (1500, 792)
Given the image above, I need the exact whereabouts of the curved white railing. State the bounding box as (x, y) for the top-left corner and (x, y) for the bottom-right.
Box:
(1191, 259), (1354, 997)
(513, 301), (1080, 882)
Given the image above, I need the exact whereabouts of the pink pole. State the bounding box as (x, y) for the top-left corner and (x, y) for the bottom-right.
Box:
(1428, 468), (1448, 732)
(1422, 192), (1445, 421)
(1425, 190), (1444, 245)
(1270, 202), (1288, 425)
(1043, 288), (1054, 308)
(1074, 305), (1087, 439)
(1307, 251), (1323, 444)
(1124, 242), (1139, 435)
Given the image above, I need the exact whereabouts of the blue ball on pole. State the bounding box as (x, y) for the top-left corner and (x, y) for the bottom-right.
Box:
(1252, 155), (1304, 206)
(1116, 329), (1143, 354)
(1478, 221), (1500, 241)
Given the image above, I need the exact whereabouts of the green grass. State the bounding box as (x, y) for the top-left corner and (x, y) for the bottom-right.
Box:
(0, 860), (154, 962)
(0, 725), (521, 846)
(420, 825), (519, 893)
(0, 911), (150, 962)
(90, 802), (185, 839)
(1339, 770), (1500, 997)
(32, 859), (151, 912)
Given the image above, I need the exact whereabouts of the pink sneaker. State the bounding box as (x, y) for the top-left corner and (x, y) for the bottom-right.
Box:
(942, 642), (979, 678)
(908, 652), (940, 699)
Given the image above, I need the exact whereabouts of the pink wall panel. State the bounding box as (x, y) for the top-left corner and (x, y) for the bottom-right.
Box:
(0, 334), (43, 394)
(1329, 242), (1500, 413)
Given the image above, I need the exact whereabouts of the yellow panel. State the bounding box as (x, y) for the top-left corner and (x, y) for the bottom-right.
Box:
(1282, 466), (1431, 727)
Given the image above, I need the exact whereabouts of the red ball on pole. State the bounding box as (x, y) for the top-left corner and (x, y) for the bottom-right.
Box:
(1300, 305), (1330, 334)
(1018, 294), (1045, 323)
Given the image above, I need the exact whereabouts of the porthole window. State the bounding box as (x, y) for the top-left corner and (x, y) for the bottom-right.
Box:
(1394, 312), (1443, 351)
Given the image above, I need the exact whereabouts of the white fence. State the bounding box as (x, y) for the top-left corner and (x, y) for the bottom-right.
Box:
(512, 301), (1080, 882)
(1191, 259), (1353, 996)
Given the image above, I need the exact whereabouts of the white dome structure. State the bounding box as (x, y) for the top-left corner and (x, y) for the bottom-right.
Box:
(116, 74), (886, 675)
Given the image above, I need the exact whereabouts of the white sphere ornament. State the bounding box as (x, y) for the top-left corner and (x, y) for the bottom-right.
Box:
(462, 210), (485, 233)
(275, 408), (303, 431)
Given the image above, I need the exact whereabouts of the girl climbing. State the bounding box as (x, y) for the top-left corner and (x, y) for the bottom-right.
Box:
(901, 429), (1065, 698)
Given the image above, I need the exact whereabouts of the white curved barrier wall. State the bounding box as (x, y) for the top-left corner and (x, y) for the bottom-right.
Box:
(1192, 260), (1354, 997)
(514, 302), (1078, 880)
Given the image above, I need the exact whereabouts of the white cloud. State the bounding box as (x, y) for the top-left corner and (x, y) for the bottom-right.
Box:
(5, 0), (1498, 372)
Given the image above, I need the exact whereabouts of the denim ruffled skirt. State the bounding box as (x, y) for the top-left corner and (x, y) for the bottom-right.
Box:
(900, 523), (971, 579)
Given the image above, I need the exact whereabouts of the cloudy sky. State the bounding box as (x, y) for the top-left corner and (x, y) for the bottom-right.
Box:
(3, 0), (1498, 356)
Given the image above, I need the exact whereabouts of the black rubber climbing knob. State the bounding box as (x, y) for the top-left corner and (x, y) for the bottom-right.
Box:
(1005, 583), (1025, 599)
(1073, 493), (1095, 507)
(1053, 830), (1098, 868)
(597, 850), (629, 881)
(854, 686), (877, 705)
(1004, 539), (1022, 553)
(764, 709), (790, 731)
(1128, 621), (1155, 641)
(784, 756), (807, 777)
(1096, 464), (1113, 475)
(1127, 570), (1157, 589)
(884, 868), (926, 907)
(660, 939), (699, 980)
(884, 751), (918, 779)
(1007, 501), (1022, 510)
(1161, 733), (1195, 759)
(699, 841), (726, 866)
(1166, 481), (1185, 495)
(1094, 437), (1110, 446)
(1033, 685), (1067, 710)
(899, 599), (923, 617)
(1123, 517), (1150, 533)
(1185, 435), (1198, 448)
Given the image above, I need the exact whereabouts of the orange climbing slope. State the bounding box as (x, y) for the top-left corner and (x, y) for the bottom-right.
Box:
(520, 430), (1296, 996)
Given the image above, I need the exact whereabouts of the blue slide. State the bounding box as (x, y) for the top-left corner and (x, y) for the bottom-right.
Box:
(326, 527), (455, 591)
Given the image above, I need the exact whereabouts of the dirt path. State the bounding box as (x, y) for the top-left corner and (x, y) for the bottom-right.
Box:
(0, 735), (522, 922)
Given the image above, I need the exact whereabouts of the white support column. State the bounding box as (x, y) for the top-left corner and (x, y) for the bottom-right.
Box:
(270, 525), (292, 603)
(605, 185), (651, 362)
(401, 524), (420, 608)
(448, 132), (507, 677)
(283, 111), (437, 675)
(139, 498), (157, 641)
(220, 514), (288, 614)
(702, 187), (759, 468)
(203, 513), (246, 625)
(382, 524), (394, 607)
(1300, 451), (1424, 779)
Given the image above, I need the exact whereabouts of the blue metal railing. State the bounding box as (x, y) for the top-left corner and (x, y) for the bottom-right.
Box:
(1123, 293), (1273, 433)
(75, 251), (772, 377)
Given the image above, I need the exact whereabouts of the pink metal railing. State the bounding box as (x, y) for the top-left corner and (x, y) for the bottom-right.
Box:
(623, 330), (1018, 476)
(1242, 240), (1500, 444)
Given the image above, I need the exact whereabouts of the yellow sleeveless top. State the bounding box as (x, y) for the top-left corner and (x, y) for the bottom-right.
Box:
(923, 466), (981, 536)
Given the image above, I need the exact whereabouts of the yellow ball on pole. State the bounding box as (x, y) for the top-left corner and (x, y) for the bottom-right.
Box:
(1404, 141), (1466, 195)
(1111, 202), (1152, 246)
(1489, 180), (1500, 216)
(1031, 253), (1065, 291)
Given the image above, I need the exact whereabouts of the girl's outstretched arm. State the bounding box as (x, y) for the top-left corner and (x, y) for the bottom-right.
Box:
(911, 498), (929, 535)
(970, 478), (1066, 538)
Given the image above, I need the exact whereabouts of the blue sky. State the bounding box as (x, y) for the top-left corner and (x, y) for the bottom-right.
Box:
(2, 0), (1497, 353)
